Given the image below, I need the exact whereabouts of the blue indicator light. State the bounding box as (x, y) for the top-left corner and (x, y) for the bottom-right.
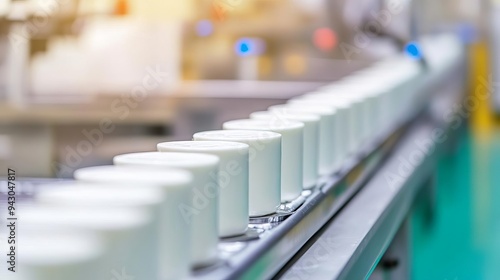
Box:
(240, 43), (249, 53)
(405, 42), (422, 60)
(235, 38), (266, 57)
(236, 38), (253, 56)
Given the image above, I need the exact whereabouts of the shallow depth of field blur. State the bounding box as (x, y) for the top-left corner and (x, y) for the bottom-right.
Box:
(1, 0), (500, 279)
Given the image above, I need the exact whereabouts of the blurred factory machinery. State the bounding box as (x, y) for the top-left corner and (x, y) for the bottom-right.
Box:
(0, 0), (487, 177)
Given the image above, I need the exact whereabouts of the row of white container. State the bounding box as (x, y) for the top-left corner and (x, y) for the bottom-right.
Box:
(5, 56), (423, 280)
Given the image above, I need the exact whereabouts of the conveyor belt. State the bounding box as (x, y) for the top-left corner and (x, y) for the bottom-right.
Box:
(189, 39), (466, 279)
(0, 36), (466, 280)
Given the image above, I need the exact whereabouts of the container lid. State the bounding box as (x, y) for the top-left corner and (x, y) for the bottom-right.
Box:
(223, 119), (304, 133)
(36, 182), (164, 208)
(74, 165), (193, 186)
(269, 104), (336, 116)
(113, 152), (219, 169)
(250, 111), (320, 123)
(157, 141), (248, 153)
(194, 130), (281, 141)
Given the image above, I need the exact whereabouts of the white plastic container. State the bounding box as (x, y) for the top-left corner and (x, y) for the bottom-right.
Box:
(312, 91), (370, 144)
(193, 130), (281, 216)
(288, 97), (352, 156)
(0, 231), (105, 280)
(17, 205), (153, 280)
(112, 152), (220, 267)
(302, 94), (362, 151)
(73, 165), (193, 279)
(223, 119), (304, 202)
(269, 104), (338, 173)
(35, 183), (164, 279)
(324, 83), (383, 140)
(249, 111), (320, 189)
(157, 141), (249, 237)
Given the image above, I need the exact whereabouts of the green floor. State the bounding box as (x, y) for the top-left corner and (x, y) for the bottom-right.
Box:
(412, 127), (500, 280)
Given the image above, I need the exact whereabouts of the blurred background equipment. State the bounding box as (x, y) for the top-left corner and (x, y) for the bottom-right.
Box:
(0, 0), (489, 174)
(2, 0), (500, 278)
